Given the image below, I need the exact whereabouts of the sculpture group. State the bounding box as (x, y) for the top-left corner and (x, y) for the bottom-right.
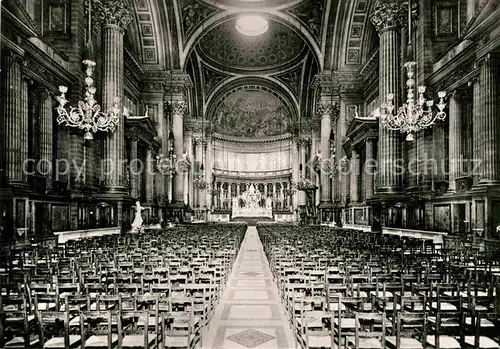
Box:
(232, 184), (273, 218)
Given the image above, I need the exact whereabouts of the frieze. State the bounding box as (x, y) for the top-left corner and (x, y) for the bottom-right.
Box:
(184, 118), (212, 133)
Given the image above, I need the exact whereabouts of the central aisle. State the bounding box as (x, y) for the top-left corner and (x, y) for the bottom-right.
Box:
(203, 226), (295, 349)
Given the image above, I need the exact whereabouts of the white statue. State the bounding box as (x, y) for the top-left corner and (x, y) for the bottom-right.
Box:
(266, 197), (272, 210)
(131, 201), (145, 233)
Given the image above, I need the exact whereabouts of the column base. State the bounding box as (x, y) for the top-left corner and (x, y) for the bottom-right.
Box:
(477, 179), (500, 186)
(375, 187), (402, 195)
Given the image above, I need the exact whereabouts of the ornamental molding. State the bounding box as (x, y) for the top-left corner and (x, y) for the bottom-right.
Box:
(94, 0), (133, 30)
(184, 118), (212, 133)
(370, 0), (407, 32)
(311, 71), (362, 94)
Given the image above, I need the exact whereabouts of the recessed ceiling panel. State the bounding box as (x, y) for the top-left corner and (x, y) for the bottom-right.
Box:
(198, 19), (306, 72)
(201, 0), (302, 9)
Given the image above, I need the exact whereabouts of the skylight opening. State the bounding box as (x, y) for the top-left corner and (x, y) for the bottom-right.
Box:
(236, 15), (269, 36)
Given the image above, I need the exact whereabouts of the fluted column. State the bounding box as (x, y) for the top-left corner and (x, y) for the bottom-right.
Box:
(350, 149), (360, 202)
(38, 89), (54, 190)
(194, 139), (202, 208)
(171, 101), (187, 204)
(318, 100), (334, 206)
(365, 138), (375, 200)
(272, 183), (277, 208)
(2, 51), (23, 185)
(95, 0), (132, 192)
(291, 137), (299, 209)
(472, 77), (481, 185)
(448, 91), (462, 191)
(146, 148), (154, 202)
(298, 139), (308, 206)
(19, 77), (29, 184)
(206, 137), (213, 209)
(129, 138), (138, 198)
(371, 0), (403, 193)
(478, 54), (500, 184)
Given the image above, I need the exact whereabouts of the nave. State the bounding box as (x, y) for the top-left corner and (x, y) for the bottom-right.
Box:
(1, 224), (500, 349)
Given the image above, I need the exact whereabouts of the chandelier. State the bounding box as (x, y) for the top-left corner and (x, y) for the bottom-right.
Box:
(291, 175), (317, 191)
(377, 61), (447, 141)
(376, 0), (446, 141)
(55, 0), (119, 140)
(193, 169), (210, 190)
(156, 153), (176, 176)
(320, 154), (349, 179)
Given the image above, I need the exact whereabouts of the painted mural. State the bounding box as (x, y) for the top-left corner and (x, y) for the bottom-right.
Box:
(214, 90), (290, 137)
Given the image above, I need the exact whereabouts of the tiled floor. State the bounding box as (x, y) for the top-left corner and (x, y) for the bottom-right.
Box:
(203, 226), (294, 349)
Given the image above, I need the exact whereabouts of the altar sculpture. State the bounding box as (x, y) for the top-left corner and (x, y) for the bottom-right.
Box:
(232, 184), (273, 218)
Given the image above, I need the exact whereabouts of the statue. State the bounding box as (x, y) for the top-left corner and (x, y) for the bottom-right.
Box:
(266, 197), (272, 210)
(131, 201), (145, 233)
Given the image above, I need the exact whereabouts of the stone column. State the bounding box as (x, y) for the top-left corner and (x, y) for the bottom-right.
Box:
(263, 183), (267, 198)
(19, 77), (29, 184)
(273, 183), (278, 209)
(129, 137), (138, 199)
(478, 54), (500, 184)
(193, 138), (201, 208)
(371, 0), (403, 193)
(95, 1), (132, 193)
(1, 51), (23, 185)
(291, 137), (299, 209)
(219, 182), (224, 210)
(448, 91), (462, 191)
(350, 149), (360, 203)
(298, 139), (307, 206)
(171, 100), (187, 205)
(205, 136), (213, 209)
(38, 89), (53, 190)
(146, 148), (154, 202)
(317, 100), (334, 206)
(472, 77), (481, 184)
(365, 138), (375, 200)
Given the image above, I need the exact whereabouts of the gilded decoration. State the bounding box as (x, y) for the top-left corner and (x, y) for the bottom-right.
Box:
(198, 20), (306, 72)
(213, 90), (291, 137)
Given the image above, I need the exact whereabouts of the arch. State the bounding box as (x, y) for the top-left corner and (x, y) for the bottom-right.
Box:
(205, 76), (300, 124)
(181, 10), (323, 72)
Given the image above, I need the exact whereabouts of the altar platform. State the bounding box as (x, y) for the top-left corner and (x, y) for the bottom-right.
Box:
(232, 207), (273, 219)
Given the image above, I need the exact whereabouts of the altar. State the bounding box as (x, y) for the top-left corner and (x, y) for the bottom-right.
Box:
(232, 184), (273, 218)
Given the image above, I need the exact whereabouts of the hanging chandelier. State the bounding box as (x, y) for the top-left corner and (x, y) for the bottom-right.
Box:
(55, 0), (119, 140)
(376, 61), (447, 141)
(375, 0), (447, 142)
(193, 165), (210, 190)
(156, 153), (177, 176)
(291, 175), (317, 191)
(320, 155), (348, 179)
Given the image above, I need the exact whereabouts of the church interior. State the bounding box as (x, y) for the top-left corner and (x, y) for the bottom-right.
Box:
(1, 0), (500, 348)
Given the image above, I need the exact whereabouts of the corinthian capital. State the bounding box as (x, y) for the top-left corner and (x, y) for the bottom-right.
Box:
(94, 0), (133, 30)
(170, 100), (188, 117)
(370, 0), (406, 32)
(317, 100), (334, 117)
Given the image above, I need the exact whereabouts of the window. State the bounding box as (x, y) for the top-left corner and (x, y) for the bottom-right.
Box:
(42, 0), (71, 38)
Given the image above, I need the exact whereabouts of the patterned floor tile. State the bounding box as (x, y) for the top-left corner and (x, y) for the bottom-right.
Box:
(227, 329), (275, 348)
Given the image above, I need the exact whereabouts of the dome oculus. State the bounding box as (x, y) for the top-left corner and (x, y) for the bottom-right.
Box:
(236, 15), (269, 36)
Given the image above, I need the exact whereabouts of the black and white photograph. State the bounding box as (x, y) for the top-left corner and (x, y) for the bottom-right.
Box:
(0, 0), (499, 348)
